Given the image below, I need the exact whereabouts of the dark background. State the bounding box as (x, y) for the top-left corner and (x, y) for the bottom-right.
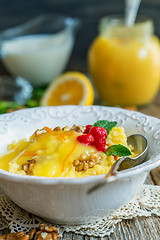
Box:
(0, 0), (160, 73)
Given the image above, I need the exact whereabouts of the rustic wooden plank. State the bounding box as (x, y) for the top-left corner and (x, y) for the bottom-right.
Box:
(0, 229), (9, 235)
(72, 234), (84, 239)
(61, 216), (160, 239)
(153, 216), (160, 234)
(139, 98), (160, 186)
(62, 233), (74, 239)
(139, 92), (160, 119)
(1, 215), (160, 240)
(125, 219), (141, 240)
(119, 222), (133, 240)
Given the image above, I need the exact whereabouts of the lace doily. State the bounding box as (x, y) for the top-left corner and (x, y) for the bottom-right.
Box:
(0, 184), (160, 237)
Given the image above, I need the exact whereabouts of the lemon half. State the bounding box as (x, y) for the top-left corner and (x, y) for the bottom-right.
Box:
(40, 72), (94, 106)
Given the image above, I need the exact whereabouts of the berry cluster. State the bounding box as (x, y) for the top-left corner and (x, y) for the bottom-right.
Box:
(77, 125), (108, 152)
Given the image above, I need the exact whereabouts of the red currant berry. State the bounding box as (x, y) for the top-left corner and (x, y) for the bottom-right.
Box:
(83, 125), (92, 134)
(89, 126), (107, 152)
(89, 126), (107, 139)
(94, 138), (106, 152)
(77, 134), (94, 145)
(113, 155), (118, 161)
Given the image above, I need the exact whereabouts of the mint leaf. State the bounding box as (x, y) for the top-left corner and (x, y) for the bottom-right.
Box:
(105, 144), (132, 157)
(93, 120), (117, 134)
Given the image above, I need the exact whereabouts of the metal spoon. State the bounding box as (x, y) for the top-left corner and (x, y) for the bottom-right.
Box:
(125, 0), (141, 26)
(88, 134), (148, 194)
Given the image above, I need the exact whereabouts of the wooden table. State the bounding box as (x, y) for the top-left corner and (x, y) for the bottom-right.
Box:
(139, 92), (160, 187)
(0, 91), (160, 240)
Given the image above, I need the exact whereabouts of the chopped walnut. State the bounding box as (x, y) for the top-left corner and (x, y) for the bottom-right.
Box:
(71, 125), (82, 133)
(34, 129), (46, 137)
(0, 232), (29, 240)
(38, 225), (58, 233)
(53, 126), (70, 131)
(73, 152), (102, 171)
(28, 229), (36, 240)
(28, 224), (59, 240)
(62, 126), (70, 131)
(70, 124), (76, 129)
(53, 126), (62, 131)
(70, 124), (86, 133)
(0, 224), (59, 240)
(53, 125), (85, 133)
(22, 159), (36, 174)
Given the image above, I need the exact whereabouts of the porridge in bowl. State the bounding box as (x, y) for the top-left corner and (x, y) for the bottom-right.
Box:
(0, 120), (136, 178)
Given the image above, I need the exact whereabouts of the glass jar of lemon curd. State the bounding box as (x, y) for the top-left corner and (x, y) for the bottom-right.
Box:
(88, 16), (160, 106)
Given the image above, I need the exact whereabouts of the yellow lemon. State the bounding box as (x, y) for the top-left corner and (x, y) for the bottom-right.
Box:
(40, 72), (94, 106)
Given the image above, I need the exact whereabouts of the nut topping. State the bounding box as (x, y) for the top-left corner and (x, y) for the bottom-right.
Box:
(73, 152), (102, 172)
(34, 129), (46, 137)
(53, 126), (62, 131)
(70, 125), (85, 133)
(38, 225), (58, 233)
(62, 126), (69, 131)
(28, 224), (59, 240)
(53, 125), (85, 133)
(22, 159), (36, 174)
(0, 232), (29, 240)
(28, 229), (36, 240)
(0, 224), (59, 240)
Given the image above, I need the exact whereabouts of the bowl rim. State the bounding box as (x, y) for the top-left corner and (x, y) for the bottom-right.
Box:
(0, 105), (160, 185)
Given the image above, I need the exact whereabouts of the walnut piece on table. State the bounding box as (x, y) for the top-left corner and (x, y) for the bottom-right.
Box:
(0, 224), (59, 240)
(28, 224), (59, 240)
(0, 232), (29, 240)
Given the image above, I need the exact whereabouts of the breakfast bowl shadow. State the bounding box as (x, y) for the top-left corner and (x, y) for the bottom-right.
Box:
(0, 105), (160, 225)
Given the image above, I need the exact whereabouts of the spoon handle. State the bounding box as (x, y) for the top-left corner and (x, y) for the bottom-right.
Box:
(87, 157), (126, 194)
(125, 0), (141, 26)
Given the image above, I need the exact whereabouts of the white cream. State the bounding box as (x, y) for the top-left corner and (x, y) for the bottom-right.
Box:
(1, 34), (74, 86)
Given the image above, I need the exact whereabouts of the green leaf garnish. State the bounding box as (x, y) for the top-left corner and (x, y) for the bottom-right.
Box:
(0, 101), (21, 114)
(25, 99), (39, 108)
(93, 120), (117, 134)
(105, 144), (132, 157)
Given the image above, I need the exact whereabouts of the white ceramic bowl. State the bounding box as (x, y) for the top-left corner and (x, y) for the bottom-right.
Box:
(0, 106), (160, 225)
